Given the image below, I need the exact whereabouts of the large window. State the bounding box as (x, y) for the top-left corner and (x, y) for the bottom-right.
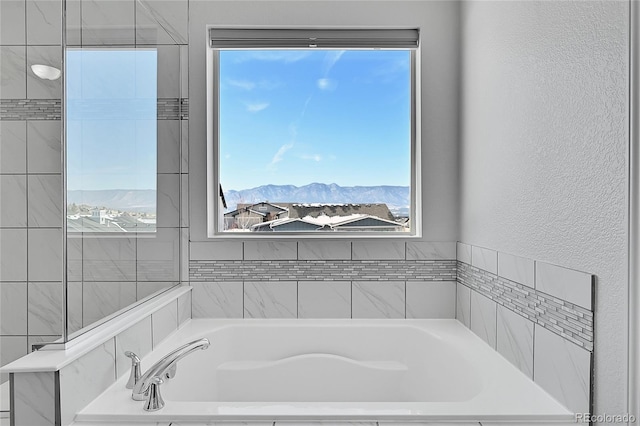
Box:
(208, 29), (420, 236)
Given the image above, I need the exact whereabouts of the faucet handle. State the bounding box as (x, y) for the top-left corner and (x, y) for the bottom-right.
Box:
(143, 377), (165, 412)
(124, 351), (141, 389)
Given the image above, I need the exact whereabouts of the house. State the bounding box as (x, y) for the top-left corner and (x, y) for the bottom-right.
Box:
(225, 202), (406, 232)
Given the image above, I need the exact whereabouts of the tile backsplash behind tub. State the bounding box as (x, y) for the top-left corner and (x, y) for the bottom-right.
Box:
(456, 242), (594, 415)
(189, 241), (457, 320)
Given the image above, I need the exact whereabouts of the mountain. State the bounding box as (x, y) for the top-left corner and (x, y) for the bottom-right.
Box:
(224, 183), (410, 213)
(67, 189), (156, 213)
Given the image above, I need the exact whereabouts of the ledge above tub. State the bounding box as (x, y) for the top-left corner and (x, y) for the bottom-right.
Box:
(0, 286), (191, 374)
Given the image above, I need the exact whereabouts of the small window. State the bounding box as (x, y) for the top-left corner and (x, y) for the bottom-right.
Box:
(207, 29), (420, 236)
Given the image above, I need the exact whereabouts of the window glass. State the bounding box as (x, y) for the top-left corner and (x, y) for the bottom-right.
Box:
(217, 49), (412, 234)
(66, 49), (157, 232)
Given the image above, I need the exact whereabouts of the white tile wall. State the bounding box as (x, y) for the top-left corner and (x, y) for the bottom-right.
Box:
(13, 372), (56, 426)
(136, 0), (188, 45)
(157, 120), (181, 174)
(534, 325), (591, 414)
(406, 241), (456, 260)
(0, 337), (27, 383)
(26, 45), (62, 99)
(352, 281), (405, 318)
(82, 281), (136, 326)
(192, 282), (243, 318)
(177, 290), (191, 327)
(0, 122), (27, 174)
(137, 282), (176, 301)
(152, 300), (178, 346)
(137, 228), (180, 281)
(27, 174), (61, 227)
(0, 1), (26, 45)
(0, 283), (27, 335)
(406, 281), (456, 319)
(190, 241), (243, 260)
(535, 261), (593, 310)
(244, 281), (297, 318)
(82, 237), (137, 282)
(27, 282), (62, 335)
(456, 282), (471, 327)
(244, 241), (297, 260)
(471, 246), (498, 274)
(470, 291), (497, 349)
(157, 174), (181, 228)
(26, 0), (61, 45)
(157, 45), (181, 98)
(497, 251), (534, 288)
(181, 174), (189, 228)
(298, 241), (351, 260)
(298, 281), (351, 318)
(81, 0), (135, 45)
(27, 121), (61, 174)
(352, 241), (405, 260)
(0, 229), (27, 281)
(496, 305), (534, 378)
(67, 281), (83, 334)
(0, 175), (27, 227)
(114, 316), (152, 379)
(0, 47), (26, 99)
(181, 119), (189, 172)
(456, 241), (472, 264)
(59, 340), (116, 426)
(27, 228), (62, 281)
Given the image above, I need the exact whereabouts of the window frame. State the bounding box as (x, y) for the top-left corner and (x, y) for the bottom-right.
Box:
(206, 27), (422, 239)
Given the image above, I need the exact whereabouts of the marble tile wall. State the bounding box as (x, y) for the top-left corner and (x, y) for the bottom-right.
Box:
(0, 0), (64, 384)
(10, 289), (191, 426)
(456, 242), (594, 415)
(190, 241), (457, 320)
(0, 0), (190, 388)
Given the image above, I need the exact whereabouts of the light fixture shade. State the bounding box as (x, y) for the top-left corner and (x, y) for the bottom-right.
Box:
(31, 64), (61, 81)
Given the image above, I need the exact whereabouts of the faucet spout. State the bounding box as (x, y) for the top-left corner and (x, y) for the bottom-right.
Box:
(131, 338), (210, 401)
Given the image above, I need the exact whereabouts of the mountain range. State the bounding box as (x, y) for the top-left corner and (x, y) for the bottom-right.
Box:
(67, 184), (411, 216)
(67, 189), (156, 213)
(223, 183), (410, 214)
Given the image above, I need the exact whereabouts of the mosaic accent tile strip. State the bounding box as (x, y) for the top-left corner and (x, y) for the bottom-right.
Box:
(190, 260), (457, 282)
(0, 99), (61, 120)
(1, 98), (188, 121)
(157, 98), (189, 120)
(457, 261), (594, 351)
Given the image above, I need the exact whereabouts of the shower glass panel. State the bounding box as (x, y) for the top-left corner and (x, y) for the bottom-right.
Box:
(62, 0), (185, 342)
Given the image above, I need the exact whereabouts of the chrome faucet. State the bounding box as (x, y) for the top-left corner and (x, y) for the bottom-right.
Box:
(131, 338), (210, 406)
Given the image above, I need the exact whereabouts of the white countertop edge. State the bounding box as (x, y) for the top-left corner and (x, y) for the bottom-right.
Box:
(0, 286), (192, 374)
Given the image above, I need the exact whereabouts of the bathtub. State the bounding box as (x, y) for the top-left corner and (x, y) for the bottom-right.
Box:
(77, 319), (574, 423)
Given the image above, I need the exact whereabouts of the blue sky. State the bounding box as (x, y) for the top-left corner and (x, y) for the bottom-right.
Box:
(219, 49), (411, 191)
(66, 49), (157, 192)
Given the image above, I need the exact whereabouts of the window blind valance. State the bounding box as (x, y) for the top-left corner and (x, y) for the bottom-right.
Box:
(209, 28), (419, 49)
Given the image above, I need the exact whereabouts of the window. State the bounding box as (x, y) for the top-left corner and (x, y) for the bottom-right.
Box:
(207, 29), (420, 236)
(66, 49), (158, 232)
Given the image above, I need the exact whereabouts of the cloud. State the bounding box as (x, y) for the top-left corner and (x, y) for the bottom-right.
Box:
(323, 50), (345, 76)
(317, 78), (337, 91)
(228, 79), (256, 90)
(236, 51), (311, 63)
(268, 142), (294, 170)
(301, 154), (322, 162)
(245, 102), (270, 112)
(228, 79), (283, 91)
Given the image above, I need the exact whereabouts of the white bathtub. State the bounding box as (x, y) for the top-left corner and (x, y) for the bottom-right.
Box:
(77, 319), (574, 423)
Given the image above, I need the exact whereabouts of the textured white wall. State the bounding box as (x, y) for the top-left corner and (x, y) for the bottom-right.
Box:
(188, 0), (460, 242)
(460, 0), (629, 418)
